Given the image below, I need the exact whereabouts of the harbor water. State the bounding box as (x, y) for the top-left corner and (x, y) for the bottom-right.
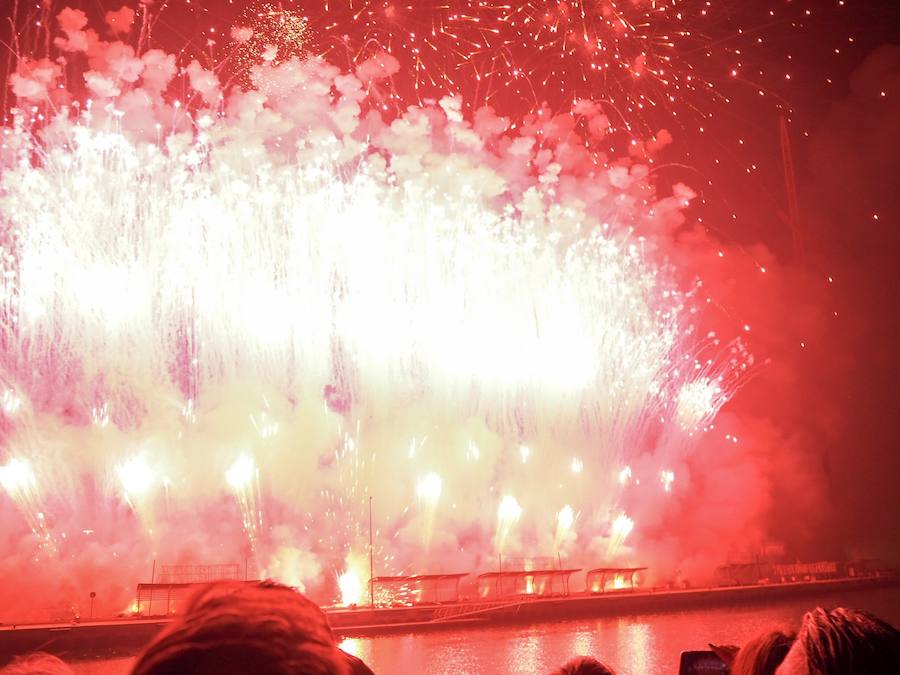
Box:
(67, 585), (900, 674)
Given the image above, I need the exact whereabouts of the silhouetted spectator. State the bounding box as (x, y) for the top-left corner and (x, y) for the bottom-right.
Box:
(550, 655), (617, 675)
(343, 650), (376, 675)
(0, 653), (73, 675)
(131, 580), (362, 675)
(732, 630), (794, 675)
(776, 607), (900, 674)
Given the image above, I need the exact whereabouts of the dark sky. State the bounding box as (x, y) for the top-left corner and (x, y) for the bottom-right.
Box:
(1, 1), (898, 561)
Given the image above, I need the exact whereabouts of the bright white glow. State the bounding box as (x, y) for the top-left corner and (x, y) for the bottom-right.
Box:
(557, 504), (575, 531)
(226, 455), (255, 491)
(612, 513), (635, 538)
(1, 389), (22, 415)
(117, 457), (155, 497)
(338, 569), (363, 606)
(618, 466), (633, 485)
(416, 472), (443, 503)
(498, 495), (522, 523)
(607, 512), (635, 559)
(0, 459), (36, 494)
(0, 49), (750, 592)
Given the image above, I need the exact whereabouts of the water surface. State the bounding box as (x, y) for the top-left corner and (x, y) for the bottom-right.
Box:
(69, 585), (900, 674)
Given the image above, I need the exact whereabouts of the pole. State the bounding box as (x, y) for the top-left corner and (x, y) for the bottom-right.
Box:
(368, 496), (375, 608)
(148, 559), (156, 615)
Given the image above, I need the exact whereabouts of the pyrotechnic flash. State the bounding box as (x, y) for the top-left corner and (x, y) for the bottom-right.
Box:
(416, 472), (443, 503)
(338, 552), (369, 606)
(416, 472), (443, 547)
(618, 466), (633, 485)
(495, 495), (523, 553)
(226, 455), (262, 548)
(226, 454), (256, 491)
(117, 457), (156, 501)
(555, 504), (576, 551)
(337, 569), (362, 606)
(0, 458), (54, 552)
(0, 18), (751, 600)
(0, 458), (36, 495)
(607, 513), (635, 560)
(557, 505), (575, 532)
(1, 388), (23, 415)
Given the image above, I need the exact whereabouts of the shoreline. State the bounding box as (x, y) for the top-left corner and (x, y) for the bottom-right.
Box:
(1, 574), (897, 661)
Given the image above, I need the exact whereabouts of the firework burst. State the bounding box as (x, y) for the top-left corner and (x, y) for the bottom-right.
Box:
(0, 7), (753, 613)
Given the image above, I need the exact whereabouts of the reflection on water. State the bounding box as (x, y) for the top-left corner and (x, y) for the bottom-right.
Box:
(70, 586), (900, 674)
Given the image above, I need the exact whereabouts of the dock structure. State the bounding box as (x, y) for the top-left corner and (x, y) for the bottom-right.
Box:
(369, 573), (469, 605)
(2, 572), (898, 661)
(585, 567), (647, 593)
(476, 568), (582, 599)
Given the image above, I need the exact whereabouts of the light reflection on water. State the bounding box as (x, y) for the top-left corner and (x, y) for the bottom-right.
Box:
(70, 586), (900, 674)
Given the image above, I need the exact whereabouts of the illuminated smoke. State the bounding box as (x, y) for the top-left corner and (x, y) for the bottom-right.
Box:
(0, 8), (752, 613)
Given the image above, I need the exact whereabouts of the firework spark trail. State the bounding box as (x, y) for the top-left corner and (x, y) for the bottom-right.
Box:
(0, 9), (750, 612)
(290, 0), (716, 122)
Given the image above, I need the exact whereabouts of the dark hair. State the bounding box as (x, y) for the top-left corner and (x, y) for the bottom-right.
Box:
(131, 580), (349, 675)
(731, 630), (794, 675)
(550, 655), (616, 675)
(0, 653), (73, 675)
(799, 607), (900, 675)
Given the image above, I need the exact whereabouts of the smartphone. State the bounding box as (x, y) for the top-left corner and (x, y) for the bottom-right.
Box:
(678, 650), (729, 674)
